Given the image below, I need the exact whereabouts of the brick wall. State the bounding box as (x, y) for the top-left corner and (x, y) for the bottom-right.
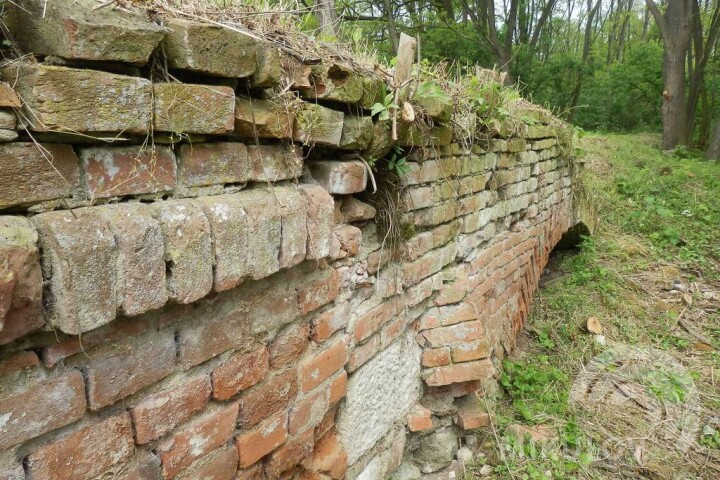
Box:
(0, 2), (580, 479)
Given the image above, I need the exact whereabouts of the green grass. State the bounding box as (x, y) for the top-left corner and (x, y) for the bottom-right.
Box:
(465, 133), (720, 480)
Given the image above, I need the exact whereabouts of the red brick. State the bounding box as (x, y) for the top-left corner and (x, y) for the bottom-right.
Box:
(422, 347), (451, 367)
(347, 335), (379, 372)
(309, 160), (367, 194)
(421, 320), (484, 348)
(297, 268), (341, 315)
(424, 359), (496, 387)
(270, 322), (310, 369)
(238, 369), (299, 428)
(153, 83), (235, 135)
(79, 146), (176, 198)
(158, 403), (239, 479)
(25, 413), (134, 480)
(310, 304), (349, 342)
(0, 370), (86, 450)
(333, 224), (362, 257)
(451, 380), (481, 397)
(407, 405), (433, 432)
(72, 329), (176, 410)
(0, 308), (44, 345)
(455, 402), (490, 430)
(380, 315), (407, 347)
(301, 339), (349, 393)
(328, 371), (347, 405)
(42, 316), (151, 368)
(289, 389), (328, 435)
(264, 429), (314, 478)
(177, 143), (249, 188)
(0, 143), (81, 209)
(308, 430), (347, 479)
(0, 350), (38, 376)
(131, 375), (212, 445)
(451, 339), (491, 363)
(177, 446), (238, 480)
(235, 463), (264, 480)
(212, 347), (269, 401)
(247, 144), (304, 182)
(236, 410), (289, 468)
(115, 451), (162, 480)
(314, 404), (338, 441)
(353, 299), (400, 342)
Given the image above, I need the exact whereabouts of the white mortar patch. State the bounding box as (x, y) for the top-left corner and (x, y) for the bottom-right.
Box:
(337, 331), (422, 465)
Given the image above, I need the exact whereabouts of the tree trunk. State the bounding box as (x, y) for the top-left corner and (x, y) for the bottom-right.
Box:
(705, 118), (720, 159)
(314, 0), (338, 37)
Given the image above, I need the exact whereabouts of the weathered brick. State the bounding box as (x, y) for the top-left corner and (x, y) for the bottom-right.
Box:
(25, 413), (134, 480)
(238, 189), (282, 280)
(270, 322), (310, 369)
(328, 371), (348, 404)
(336, 196), (376, 223)
(238, 369), (299, 428)
(234, 97), (294, 139)
(196, 194), (251, 291)
(422, 347), (451, 367)
(307, 430), (348, 479)
(275, 187), (308, 269)
(176, 446), (238, 480)
(407, 405), (433, 432)
(348, 335), (379, 372)
(310, 160), (367, 195)
(158, 403), (239, 479)
(102, 203), (168, 316)
(155, 199), (213, 304)
(212, 347), (269, 401)
(0, 143), (82, 210)
(455, 401), (490, 430)
(163, 18), (258, 78)
(5, 63), (151, 133)
(299, 184), (334, 260)
(115, 450), (162, 480)
(247, 144), (304, 182)
(289, 389), (328, 436)
(251, 43), (282, 88)
(264, 428), (315, 478)
(130, 375), (212, 445)
(423, 359), (496, 386)
(450, 339), (491, 362)
(353, 299), (400, 342)
(33, 209), (117, 334)
(300, 338), (349, 393)
(177, 143), (249, 189)
(154, 83), (235, 134)
(311, 303), (350, 342)
(294, 103), (345, 146)
(339, 116), (373, 150)
(0, 216), (42, 342)
(7, 0), (166, 63)
(176, 310), (253, 369)
(421, 320), (484, 348)
(236, 410), (289, 468)
(333, 224), (362, 258)
(80, 146), (176, 199)
(72, 329), (176, 410)
(297, 267), (341, 315)
(0, 371), (85, 450)
(235, 464), (264, 480)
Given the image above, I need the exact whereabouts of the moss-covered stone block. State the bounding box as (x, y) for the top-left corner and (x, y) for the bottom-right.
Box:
(293, 103), (344, 147)
(234, 97), (294, 139)
(154, 83), (235, 135)
(339, 116), (374, 150)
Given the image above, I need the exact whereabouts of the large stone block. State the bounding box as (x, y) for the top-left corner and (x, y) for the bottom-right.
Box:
(155, 200), (213, 304)
(251, 42), (282, 88)
(0, 216), (42, 342)
(33, 208), (117, 335)
(247, 144), (304, 182)
(294, 103), (345, 146)
(337, 332), (422, 464)
(302, 64), (365, 103)
(195, 194), (250, 292)
(102, 204), (168, 316)
(234, 97), (294, 139)
(0, 143), (82, 210)
(299, 184), (335, 260)
(163, 18), (258, 78)
(310, 160), (367, 194)
(177, 143), (249, 189)
(79, 146), (176, 199)
(153, 83), (235, 134)
(3, 63), (152, 134)
(6, 0), (166, 64)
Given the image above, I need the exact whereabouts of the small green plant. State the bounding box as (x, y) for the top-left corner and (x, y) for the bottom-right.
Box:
(640, 367), (693, 404)
(370, 87), (398, 122)
(386, 145), (410, 175)
(701, 425), (720, 449)
(500, 357), (569, 422)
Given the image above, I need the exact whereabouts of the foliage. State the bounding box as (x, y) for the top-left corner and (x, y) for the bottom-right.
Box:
(500, 357), (569, 423)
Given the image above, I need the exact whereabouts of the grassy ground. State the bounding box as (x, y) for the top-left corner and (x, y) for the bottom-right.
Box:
(463, 133), (720, 480)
